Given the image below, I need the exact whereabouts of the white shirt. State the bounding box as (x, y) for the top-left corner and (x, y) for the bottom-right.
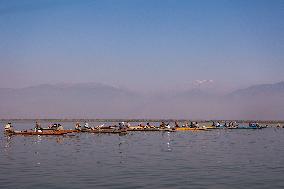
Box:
(5, 124), (11, 129)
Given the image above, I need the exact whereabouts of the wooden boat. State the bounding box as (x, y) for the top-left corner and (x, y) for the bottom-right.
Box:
(227, 123), (263, 129)
(158, 128), (176, 132)
(81, 128), (128, 134)
(206, 126), (239, 129)
(127, 126), (175, 132)
(205, 126), (219, 129)
(42, 128), (80, 133)
(229, 125), (262, 129)
(5, 130), (67, 135)
(174, 127), (208, 131)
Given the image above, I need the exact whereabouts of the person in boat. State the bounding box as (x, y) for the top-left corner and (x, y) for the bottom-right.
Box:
(84, 122), (90, 129)
(166, 123), (171, 129)
(51, 123), (58, 129)
(185, 122), (189, 127)
(75, 122), (81, 130)
(160, 122), (166, 129)
(4, 123), (14, 132)
(224, 122), (228, 127)
(191, 122), (198, 128)
(212, 122), (216, 127)
(175, 122), (179, 128)
(146, 122), (151, 128)
(118, 122), (122, 129)
(35, 121), (43, 132)
(57, 124), (64, 130)
(118, 122), (126, 130)
(195, 122), (199, 128)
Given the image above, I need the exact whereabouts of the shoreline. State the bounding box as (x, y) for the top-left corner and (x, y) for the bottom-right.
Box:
(1, 119), (284, 124)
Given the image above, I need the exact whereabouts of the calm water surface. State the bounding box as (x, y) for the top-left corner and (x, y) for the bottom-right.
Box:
(0, 121), (284, 189)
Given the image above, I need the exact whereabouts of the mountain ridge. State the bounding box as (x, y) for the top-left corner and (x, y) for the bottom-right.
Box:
(0, 81), (283, 119)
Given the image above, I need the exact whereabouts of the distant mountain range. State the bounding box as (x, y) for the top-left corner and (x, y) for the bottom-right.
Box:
(228, 81), (284, 97)
(222, 82), (284, 120)
(0, 82), (283, 120)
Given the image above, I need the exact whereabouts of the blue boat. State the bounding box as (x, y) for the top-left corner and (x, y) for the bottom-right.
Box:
(235, 123), (262, 129)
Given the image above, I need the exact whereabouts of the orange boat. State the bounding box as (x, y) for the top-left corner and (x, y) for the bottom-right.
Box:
(174, 127), (208, 131)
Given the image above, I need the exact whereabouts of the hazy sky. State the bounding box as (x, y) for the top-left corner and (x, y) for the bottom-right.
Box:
(0, 0), (283, 93)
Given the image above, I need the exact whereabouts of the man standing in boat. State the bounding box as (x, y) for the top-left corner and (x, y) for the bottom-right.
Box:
(35, 121), (43, 132)
(4, 122), (14, 132)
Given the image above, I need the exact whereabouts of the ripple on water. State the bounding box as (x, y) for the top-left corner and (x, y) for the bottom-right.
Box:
(0, 122), (284, 189)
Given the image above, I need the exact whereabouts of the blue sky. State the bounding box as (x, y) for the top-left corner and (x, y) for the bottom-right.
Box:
(0, 0), (283, 92)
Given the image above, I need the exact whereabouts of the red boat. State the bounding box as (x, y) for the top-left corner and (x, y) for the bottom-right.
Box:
(5, 130), (67, 135)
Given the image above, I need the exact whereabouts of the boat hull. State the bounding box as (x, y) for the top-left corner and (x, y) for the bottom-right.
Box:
(175, 127), (207, 131)
(81, 128), (127, 134)
(127, 127), (175, 132)
(5, 130), (67, 135)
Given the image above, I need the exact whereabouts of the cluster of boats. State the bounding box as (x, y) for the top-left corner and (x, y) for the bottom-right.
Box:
(3, 121), (273, 136)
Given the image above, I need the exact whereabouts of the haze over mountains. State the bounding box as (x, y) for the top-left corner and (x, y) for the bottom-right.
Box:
(0, 82), (283, 120)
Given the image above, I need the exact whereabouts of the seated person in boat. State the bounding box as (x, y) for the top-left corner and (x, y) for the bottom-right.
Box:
(51, 123), (58, 128)
(57, 124), (64, 130)
(224, 122), (229, 127)
(195, 122), (199, 128)
(166, 123), (171, 129)
(119, 122), (126, 130)
(75, 122), (81, 130)
(4, 123), (14, 132)
(146, 122), (151, 128)
(160, 122), (166, 128)
(185, 122), (189, 127)
(84, 122), (90, 129)
(175, 122), (179, 128)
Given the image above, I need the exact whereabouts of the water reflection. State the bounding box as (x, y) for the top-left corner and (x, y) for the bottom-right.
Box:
(1, 135), (15, 161)
(118, 134), (128, 164)
(3, 135), (12, 149)
(0, 123), (284, 189)
(161, 132), (172, 152)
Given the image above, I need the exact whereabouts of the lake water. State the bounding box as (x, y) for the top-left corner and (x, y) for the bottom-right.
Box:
(0, 121), (284, 189)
